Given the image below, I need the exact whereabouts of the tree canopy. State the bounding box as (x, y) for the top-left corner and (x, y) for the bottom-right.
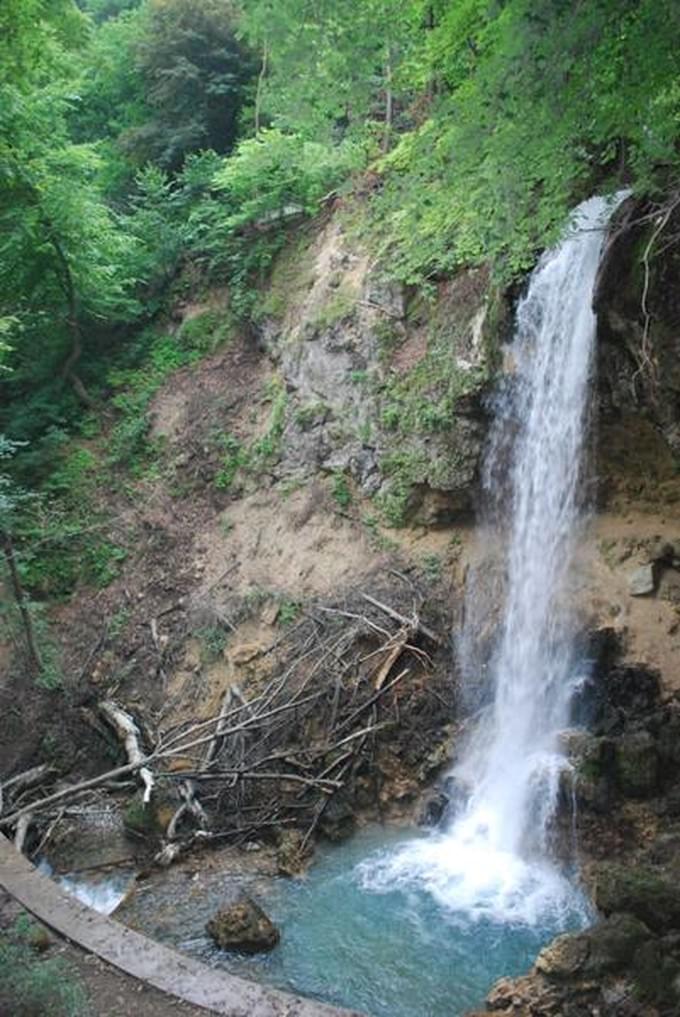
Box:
(0, 0), (678, 570)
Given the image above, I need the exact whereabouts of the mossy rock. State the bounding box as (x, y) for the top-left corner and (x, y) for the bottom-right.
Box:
(122, 790), (175, 839)
(536, 914), (651, 982)
(593, 862), (680, 933)
(614, 731), (659, 798)
(632, 935), (680, 1007)
(584, 914), (651, 976)
(207, 892), (280, 953)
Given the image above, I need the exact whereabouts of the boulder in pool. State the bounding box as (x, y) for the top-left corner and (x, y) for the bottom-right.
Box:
(206, 891), (280, 953)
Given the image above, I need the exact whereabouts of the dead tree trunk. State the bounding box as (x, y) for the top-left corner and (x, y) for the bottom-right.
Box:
(99, 701), (154, 803)
(1, 529), (43, 674)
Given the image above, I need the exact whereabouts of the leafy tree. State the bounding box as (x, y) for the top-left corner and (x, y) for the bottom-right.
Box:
(0, 90), (142, 412)
(120, 0), (257, 170)
(76, 0), (141, 23)
(368, 0), (680, 282)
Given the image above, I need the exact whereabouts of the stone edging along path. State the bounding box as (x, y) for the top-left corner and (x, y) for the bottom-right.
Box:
(0, 836), (362, 1017)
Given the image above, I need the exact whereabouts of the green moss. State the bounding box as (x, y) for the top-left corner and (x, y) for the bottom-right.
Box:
(215, 433), (249, 490)
(278, 597), (302, 626)
(294, 401), (329, 429)
(253, 233), (317, 322)
(214, 377), (289, 490)
(311, 289), (356, 331)
(251, 376), (288, 465)
(373, 317), (404, 361)
(177, 308), (234, 353)
(375, 448), (428, 527)
(196, 624), (229, 662)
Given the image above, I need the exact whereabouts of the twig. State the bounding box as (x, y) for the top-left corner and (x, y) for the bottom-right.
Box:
(360, 592), (442, 644)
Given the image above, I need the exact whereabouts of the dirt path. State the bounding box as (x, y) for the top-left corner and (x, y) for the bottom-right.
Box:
(0, 837), (360, 1017)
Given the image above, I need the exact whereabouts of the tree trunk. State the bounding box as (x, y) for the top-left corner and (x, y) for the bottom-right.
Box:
(47, 233), (99, 412)
(382, 45), (394, 154)
(255, 40), (269, 135)
(1, 530), (43, 674)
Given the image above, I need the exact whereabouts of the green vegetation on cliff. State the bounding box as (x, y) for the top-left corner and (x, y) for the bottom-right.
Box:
(1, 0), (679, 663)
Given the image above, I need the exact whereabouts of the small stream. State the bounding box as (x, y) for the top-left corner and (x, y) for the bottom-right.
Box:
(72, 825), (587, 1017)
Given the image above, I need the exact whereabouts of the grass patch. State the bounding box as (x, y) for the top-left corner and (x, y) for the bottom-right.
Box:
(331, 471), (352, 509)
(311, 289), (356, 331)
(0, 915), (89, 1017)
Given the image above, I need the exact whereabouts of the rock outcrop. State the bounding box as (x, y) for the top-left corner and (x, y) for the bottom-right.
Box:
(206, 891), (280, 953)
(253, 220), (507, 524)
(594, 195), (680, 508)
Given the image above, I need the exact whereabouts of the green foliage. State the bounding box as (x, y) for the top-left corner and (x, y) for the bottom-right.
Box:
(177, 309), (233, 354)
(331, 472), (352, 509)
(421, 552), (442, 581)
(212, 130), (362, 227)
(277, 596), (301, 627)
(196, 624), (229, 662)
(214, 433), (249, 490)
(362, 511), (398, 553)
(251, 376), (288, 465)
(108, 604), (130, 638)
(239, 0), (418, 145)
(374, 451), (420, 527)
(106, 327), (203, 467)
(0, 915), (88, 1017)
(120, 0), (256, 170)
(88, 541), (128, 586)
(368, 0), (680, 282)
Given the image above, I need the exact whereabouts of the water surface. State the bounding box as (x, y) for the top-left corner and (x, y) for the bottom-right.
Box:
(116, 826), (588, 1017)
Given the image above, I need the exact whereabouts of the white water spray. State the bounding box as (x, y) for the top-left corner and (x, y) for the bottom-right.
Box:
(363, 195), (624, 925)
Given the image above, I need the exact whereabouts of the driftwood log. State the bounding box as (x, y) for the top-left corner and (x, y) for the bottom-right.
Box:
(99, 701), (154, 804)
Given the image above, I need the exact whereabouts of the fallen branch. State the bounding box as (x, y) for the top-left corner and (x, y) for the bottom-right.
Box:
(100, 701), (154, 804)
(14, 813), (33, 855)
(360, 592), (442, 645)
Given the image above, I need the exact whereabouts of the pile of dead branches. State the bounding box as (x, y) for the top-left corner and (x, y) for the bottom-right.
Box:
(1, 585), (453, 864)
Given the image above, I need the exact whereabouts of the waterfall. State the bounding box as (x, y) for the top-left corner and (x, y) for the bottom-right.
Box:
(362, 194), (625, 926)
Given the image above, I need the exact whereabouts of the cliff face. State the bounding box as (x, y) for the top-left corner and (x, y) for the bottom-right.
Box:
(251, 216), (506, 526)
(595, 196), (680, 508)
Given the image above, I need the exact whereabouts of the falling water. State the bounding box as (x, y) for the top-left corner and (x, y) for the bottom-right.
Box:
(364, 194), (625, 926)
(106, 197), (627, 1017)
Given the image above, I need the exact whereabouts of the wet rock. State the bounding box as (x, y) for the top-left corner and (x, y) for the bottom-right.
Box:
(417, 788), (449, 828)
(629, 563), (656, 596)
(633, 935), (680, 1009)
(486, 973), (564, 1015)
(567, 734), (616, 813)
(535, 932), (590, 979)
(319, 795), (356, 842)
(363, 272), (405, 319)
(276, 829), (312, 877)
(206, 891), (280, 953)
(592, 862), (680, 933)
